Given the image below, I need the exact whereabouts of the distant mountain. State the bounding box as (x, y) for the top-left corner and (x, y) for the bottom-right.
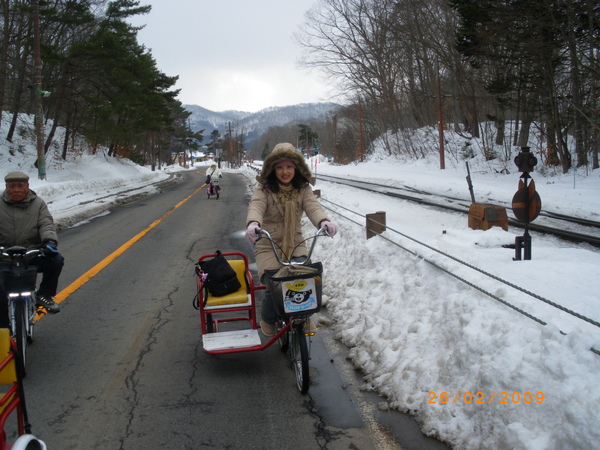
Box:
(184, 102), (341, 148)
(184, 105), (252, 132)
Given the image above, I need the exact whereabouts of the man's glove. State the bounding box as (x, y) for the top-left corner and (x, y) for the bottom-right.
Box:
(245, 222), (261, 244)
(320, 220), (339, 236)
(42, 239), (59, 257)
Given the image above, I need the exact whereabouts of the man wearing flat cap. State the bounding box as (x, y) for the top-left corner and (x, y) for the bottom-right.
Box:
(0, 171), (62, 321)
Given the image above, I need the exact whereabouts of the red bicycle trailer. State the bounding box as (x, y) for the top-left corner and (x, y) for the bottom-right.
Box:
(193, 228), (329, 393)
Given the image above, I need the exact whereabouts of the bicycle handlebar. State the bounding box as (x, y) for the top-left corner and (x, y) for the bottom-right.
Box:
(0, 246), (44, 266)
(257, 226), (331, 267)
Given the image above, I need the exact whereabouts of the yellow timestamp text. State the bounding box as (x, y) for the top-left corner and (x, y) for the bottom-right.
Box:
(428, 391), (545, 405)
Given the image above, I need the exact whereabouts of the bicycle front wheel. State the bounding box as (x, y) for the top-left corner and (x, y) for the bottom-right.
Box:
(14, 300), (28, 376)
(290, 323), (310, 394)
(26, 296), (36, 344)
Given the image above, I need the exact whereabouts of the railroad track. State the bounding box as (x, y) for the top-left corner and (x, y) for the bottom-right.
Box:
(316, 173), (600, 248)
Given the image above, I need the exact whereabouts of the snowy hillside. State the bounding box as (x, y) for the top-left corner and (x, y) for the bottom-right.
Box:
(184, 102), (341, 146)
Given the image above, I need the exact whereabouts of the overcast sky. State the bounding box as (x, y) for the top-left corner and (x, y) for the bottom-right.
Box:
(128, 0), (334, 113)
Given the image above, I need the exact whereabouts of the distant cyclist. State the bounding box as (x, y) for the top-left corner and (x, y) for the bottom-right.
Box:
(205, 163), (222, 184)
(0, 171), (62, 323)
(205, 163), (223, 197)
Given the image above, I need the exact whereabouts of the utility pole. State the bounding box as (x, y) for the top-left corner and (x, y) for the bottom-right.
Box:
(358, 101), (364, 162)
(151, 132), (156, 171)
(32, 0), (46, 179)
(228, 121), (233, 168)
(436, 61), (445, 170)
(333, 113), (337, 160)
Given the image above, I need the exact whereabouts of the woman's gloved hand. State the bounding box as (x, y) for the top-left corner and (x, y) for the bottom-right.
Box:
(245, 222), (261, 244)
(320, 220), (339, 236)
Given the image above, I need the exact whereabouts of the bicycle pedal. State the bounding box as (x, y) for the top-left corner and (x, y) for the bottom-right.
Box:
(36, 306), (47, 316)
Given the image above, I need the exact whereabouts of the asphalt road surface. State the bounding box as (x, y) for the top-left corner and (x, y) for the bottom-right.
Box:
(17, 168), (449, 449)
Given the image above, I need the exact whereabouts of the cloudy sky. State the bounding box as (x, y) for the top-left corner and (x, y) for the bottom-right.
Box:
(128, 0), (335, 113)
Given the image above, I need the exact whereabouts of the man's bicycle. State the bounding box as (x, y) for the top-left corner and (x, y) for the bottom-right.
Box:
(0, 246), (46, 376)
(193, 227), (330, 394)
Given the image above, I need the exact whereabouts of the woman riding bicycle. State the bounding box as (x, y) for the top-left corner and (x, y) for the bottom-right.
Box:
(205, 163), (222, 183)
(245, 143), (338, 337)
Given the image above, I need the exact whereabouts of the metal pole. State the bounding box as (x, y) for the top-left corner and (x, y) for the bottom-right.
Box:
(358, 102), (363, 162)
(436, 62), (445, 170)
(151, 132), (156, 171)
(465, 162), (476, 203)
(333, 113), (337, 161)
(522, 172), (532, 260)
(228, 121), (233, 168)
(32, 0), (45, 179)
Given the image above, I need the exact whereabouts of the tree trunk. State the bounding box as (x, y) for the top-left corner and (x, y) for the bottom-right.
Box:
(6, 45), (30, 142)
(44, 118), (58, 155)
(516, 117), (532, 148)
(564, 0), (586, 167)
(545, 122), (560, 167)
(548, 89), (571, 173)
(61, 125), (71, 160)
(586, 0), (598, 170)
(495, 118), (505, 145)
(0, 0), (10, 127)
(593, 135), (599, 170)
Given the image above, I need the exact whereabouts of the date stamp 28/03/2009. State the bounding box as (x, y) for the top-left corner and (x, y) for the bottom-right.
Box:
(428, 391), (545, 405)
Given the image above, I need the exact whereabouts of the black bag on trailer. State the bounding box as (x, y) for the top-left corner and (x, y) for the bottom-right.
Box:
(197, 250), (241, 297)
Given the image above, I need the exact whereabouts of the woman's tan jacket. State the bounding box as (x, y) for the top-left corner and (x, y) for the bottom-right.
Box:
(246, 184), (328, 280)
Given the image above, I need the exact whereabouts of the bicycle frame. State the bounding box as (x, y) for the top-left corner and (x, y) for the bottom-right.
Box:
(0, 247), (43, 376)
(206, 179), (221, 198)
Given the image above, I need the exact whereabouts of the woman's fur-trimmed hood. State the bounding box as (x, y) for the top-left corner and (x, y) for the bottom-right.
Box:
(257, 143), (315, 185)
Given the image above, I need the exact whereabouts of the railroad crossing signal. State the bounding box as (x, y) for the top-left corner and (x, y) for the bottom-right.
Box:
(511, 147), (542, 260)
(512, 178), (542, 223)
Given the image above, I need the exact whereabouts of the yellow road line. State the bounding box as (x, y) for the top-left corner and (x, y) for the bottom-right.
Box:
(50, 184), (205, 309)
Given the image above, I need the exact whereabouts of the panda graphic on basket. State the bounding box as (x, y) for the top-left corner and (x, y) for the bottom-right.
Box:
(286, 288), (312, 304)
(283, 280), (317, 312)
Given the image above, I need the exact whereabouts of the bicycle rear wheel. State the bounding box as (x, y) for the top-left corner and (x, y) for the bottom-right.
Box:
(290, 323), (310, 394)
(13, 300), (28, 376)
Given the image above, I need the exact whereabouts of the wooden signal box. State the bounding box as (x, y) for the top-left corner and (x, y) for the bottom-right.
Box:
(468, 203), (508, 231)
